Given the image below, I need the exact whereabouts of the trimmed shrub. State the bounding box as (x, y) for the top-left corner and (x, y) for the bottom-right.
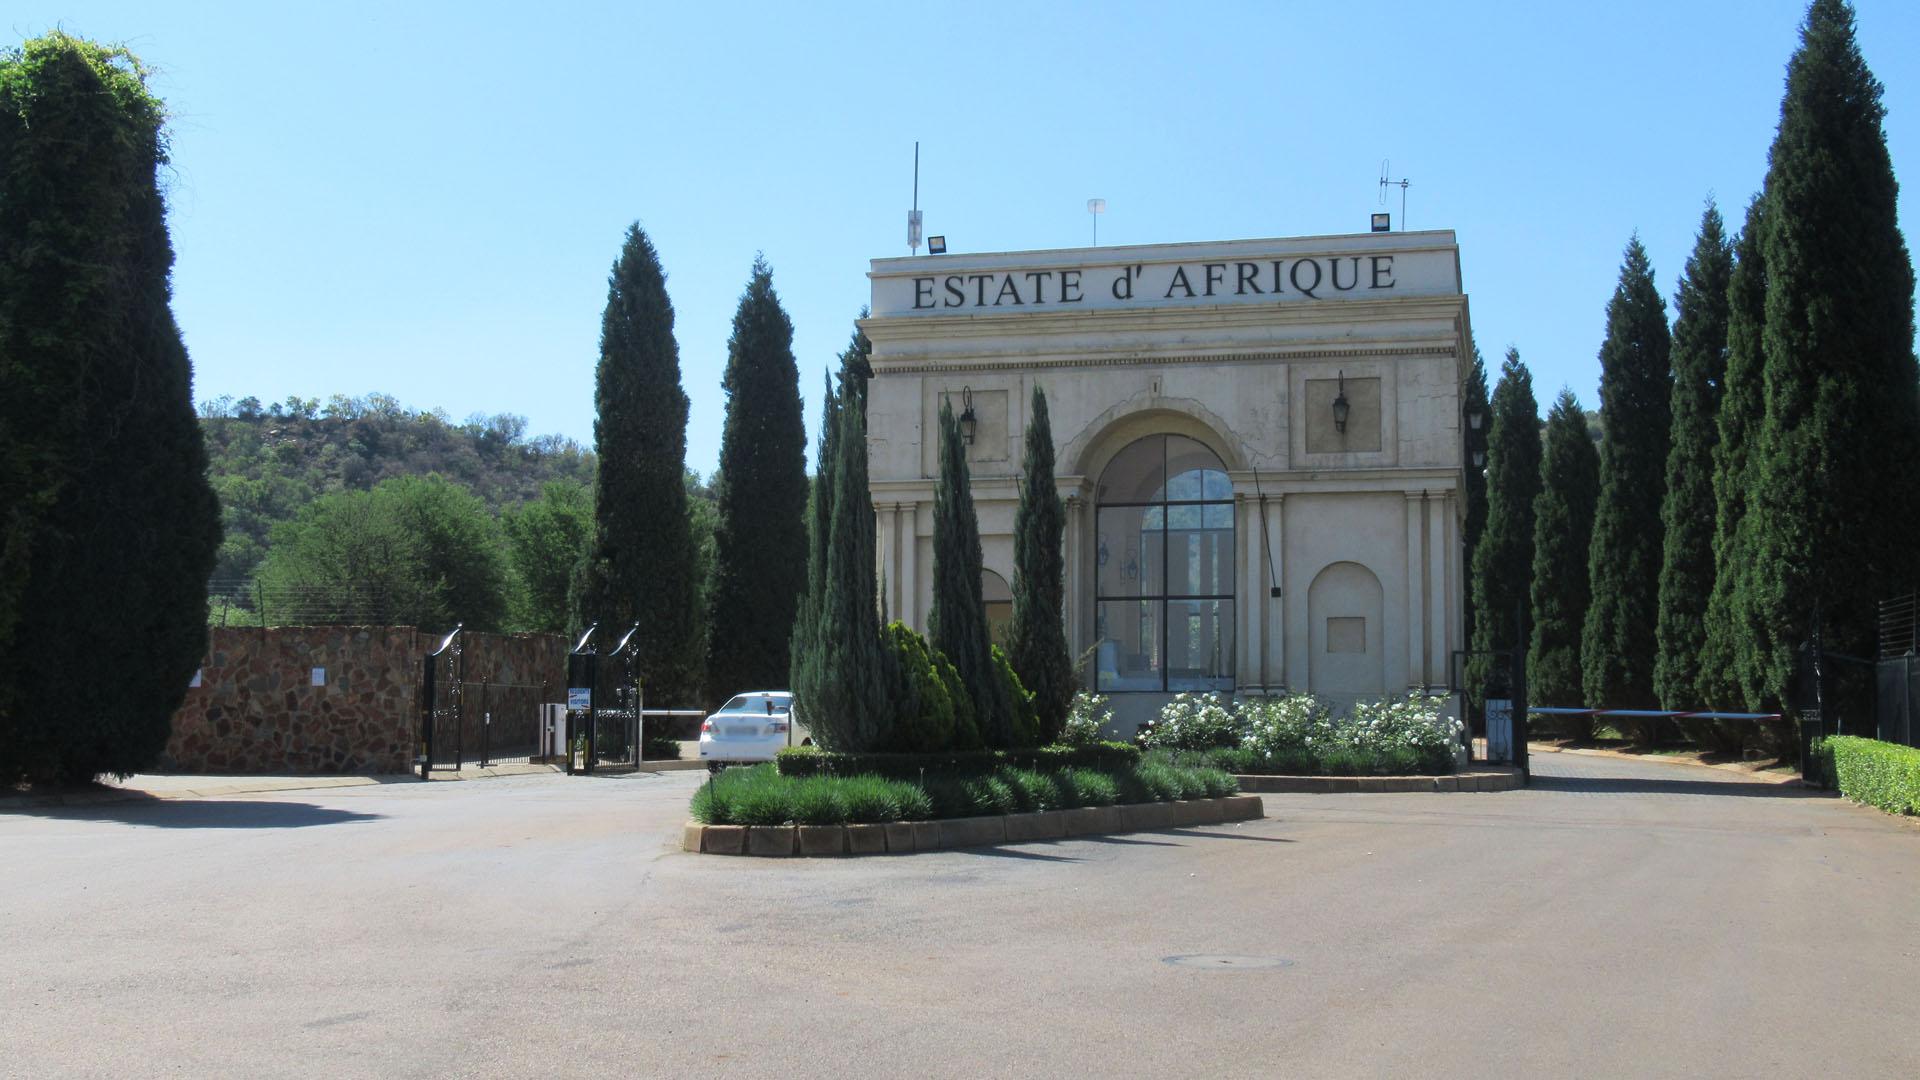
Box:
(774, 741), (1139, 779)
(880, 622), (957, 753)
(992, 644), (1042, 748)
(1058, 768), (1119, 807)
(1824, 736), (1920, 816)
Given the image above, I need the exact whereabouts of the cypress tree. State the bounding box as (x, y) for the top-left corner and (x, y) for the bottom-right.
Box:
(1008, 385), (1073, 741)
(1467, 351), (1541, 704)
(0, 34), (222, 784)
(705, 259), (808, 702)
(1744, 0), (1919, 719)
(789, 324), (889, 751)
(1655, 205), (1735, 727)
(1528, 391), (1602, 732)
(1581, 237), (1673, 727)
(574, 224), (701, 703)
(1461, 344), (1492, 649)
(1699, 197), (1770, 713)
(930, 402), (1011, 746)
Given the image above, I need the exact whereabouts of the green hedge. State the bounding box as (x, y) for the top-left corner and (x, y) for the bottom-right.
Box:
(1817, 736), (1920, 816)
(774, 741), (1139, 779)
(693, 758), (1234, 826)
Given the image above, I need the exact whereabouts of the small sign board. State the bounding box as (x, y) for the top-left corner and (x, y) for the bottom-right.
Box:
(310, 667), (326, 687)
(189, 668), (202, 688)
(567, 687), (592, 711)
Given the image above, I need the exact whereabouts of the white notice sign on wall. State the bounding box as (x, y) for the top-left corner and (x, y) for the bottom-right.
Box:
(311, 667), (326, 687)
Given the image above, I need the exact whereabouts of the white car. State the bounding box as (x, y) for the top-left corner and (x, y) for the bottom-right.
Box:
(698, 691), (808, 770)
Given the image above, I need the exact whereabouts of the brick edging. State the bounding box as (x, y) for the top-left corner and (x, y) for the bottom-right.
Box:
(1232, 768), (1521, 794)
(682, 794), (1266, 856)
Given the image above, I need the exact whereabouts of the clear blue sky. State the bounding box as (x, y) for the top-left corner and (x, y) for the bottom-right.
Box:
(18, 0), (1919, 477)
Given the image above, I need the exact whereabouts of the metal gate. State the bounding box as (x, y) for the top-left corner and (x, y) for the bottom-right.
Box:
(1449, 643), (1529, 781)
(564, 623), (644, 775)
(1875, 655), (1919, 748)
(419, 625), (464, 778)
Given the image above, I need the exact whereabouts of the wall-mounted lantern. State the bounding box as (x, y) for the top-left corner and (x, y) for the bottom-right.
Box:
(1331, 371), (1351, 434)
(1465, 401), (1486, 432)
(1472, 448), (1486, 469)
(958, 386), (977, 445)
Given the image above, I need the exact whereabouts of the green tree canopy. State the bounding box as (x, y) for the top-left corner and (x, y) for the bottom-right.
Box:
(1529, 390), (1602, 723)
(930, 402), (1013, 746)
(1461, 343), (1492, 648)
(1700, 197), (1771, 711)
(1008, 385), (1073, 740)
(1468, 350), (1542, 703)
(503, 479), (593, 634)
(1743, 0), (1919, 717)
(789, 324), (890, 750)
(1582, 237), (1672, 717)
(258, 475), (508, 631)
(0, 33), (222, 783)
(574, 224), (702, 703)
(1655, 204), (1734, 715)
(706, 258), (808, 702)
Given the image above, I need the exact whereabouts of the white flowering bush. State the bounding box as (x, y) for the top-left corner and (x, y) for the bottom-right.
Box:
(1141, 692), (1241, 750)
(1337, 692), (1461, 773)
(1230, 690), (1460, 775)
(1061, 692), (1113, 746)
(1237, 693), (1334, 770)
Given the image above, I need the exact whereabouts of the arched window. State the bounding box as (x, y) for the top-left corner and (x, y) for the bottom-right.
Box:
(982, 570), (1013, 647)
(1093, 435), (1235, 692)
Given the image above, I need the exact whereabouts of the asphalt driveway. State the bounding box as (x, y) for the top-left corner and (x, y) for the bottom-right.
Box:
(3, 752), (1914, 1078)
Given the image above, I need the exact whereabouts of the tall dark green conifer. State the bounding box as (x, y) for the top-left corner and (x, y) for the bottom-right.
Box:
(1528, 391), (1601, 736)
(1582, 237), (1673, 724)
(1467, 351), (1541, 702)
(575, 224), (701, 703)
(705, 259), (808, 702)
(930, 402), (1011, 746)
(1655, 205), (1734, 723)
(1744, 0), (1919, 718)
(0, 34), (222, 783)
(1461, 344), (1492, 649)
(1700, 198), (1770, 712)
(789, 324), (889, 750)
(1008, 386), (1072, 740)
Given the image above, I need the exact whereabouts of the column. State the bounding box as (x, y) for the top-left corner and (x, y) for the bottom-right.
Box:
(1428, 493), (1450, 685)
(1235, 494), (1257, 689)
(1063, 494), (1084, 658)
(1262, 495), (1285, 689)
(899, 503), (920, 630)
(1406, 492), (1426, 689)
(878, 503), (899, 621)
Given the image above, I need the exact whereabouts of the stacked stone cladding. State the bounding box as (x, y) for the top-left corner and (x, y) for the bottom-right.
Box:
(163, 626), (567, 774)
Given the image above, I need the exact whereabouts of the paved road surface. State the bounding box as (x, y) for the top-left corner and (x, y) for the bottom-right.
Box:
(4, 753), (1915, 1078)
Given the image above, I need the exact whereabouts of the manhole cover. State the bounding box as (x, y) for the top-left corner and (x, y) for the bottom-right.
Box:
(1161, 954), (1293, 970)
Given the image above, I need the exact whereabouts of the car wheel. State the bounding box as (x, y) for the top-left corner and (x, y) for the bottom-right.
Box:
(706, 762), (722, 774)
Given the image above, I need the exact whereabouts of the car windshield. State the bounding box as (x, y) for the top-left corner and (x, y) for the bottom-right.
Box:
(719, 695), (790, 714)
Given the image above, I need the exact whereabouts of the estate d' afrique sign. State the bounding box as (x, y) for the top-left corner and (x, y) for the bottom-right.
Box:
(869, 233), (1463, 318)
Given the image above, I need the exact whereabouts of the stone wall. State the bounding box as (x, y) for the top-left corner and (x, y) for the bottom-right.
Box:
(164, 627), (567, 774)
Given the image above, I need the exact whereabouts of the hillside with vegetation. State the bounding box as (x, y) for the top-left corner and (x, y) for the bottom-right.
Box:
(199, 393), (598, 581)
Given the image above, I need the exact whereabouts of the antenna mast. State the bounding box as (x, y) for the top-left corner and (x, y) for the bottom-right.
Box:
(907, 142), (922, 254)
(1378, 159), (1411, 230)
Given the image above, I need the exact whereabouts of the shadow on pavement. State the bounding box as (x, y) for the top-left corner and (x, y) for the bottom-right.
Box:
(963, 846), (1081, 863)
(2, 797), (384, 829)
(1530, 774), (1833, 799)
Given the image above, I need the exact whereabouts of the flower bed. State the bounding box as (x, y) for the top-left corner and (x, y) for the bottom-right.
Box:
(1103, 690), (1463, 776)
(689, 755), (1237, 827)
